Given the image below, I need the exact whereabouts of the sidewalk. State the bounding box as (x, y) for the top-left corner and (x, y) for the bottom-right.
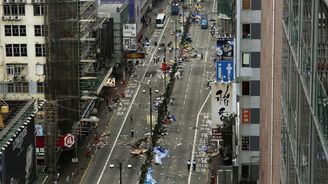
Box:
(65, 74), (130, 184)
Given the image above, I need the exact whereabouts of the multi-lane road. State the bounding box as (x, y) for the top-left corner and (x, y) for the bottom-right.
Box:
(80, 0), (218, 183)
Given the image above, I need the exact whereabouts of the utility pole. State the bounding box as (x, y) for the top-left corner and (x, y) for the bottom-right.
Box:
(149, 88), (153, 150)
(119, 162), (122, 184)
(174, 18), (178, 61)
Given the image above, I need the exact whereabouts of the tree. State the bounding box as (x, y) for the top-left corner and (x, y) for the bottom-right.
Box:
(220, 113), (235, 165)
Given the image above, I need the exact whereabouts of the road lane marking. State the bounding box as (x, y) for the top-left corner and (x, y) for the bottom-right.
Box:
(95, 17), (172, 184)
(188, 91), (211, 184)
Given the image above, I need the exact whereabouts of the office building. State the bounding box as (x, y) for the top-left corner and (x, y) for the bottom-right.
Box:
(280, 0), (328, 183)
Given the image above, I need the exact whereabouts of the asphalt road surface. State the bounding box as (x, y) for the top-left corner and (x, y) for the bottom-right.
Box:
(79, 0), (218, 183)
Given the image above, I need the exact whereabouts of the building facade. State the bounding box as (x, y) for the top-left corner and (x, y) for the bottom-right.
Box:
(259, 0), (282, 183)
(0, 0), (46, 100)
(281, 0), (328, 183)
(235, 0), (261, 182)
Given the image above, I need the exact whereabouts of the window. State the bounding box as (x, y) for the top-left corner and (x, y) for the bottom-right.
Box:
(19, 25), (26, 36)
(20, 44), (27, 56)
(35, 44), (46, 57)
(37, 82), (45, 93)
(5, 44), (13, 57)
(7, 84), (14, 93)
(4, 25), (26, 36)
(242, 24), (251, 39)
(242, 81), (250, 95)
(5, 44), (27, 57)
(3, 5), (11, 15)
(243, 0), (251, 9)
(242, 53), (250, 67)
(13, 44), (20, 56)
(242, 136), (250, 150)
(18, 4), (25, 15)
(241, 165), (249, 178)
(36, 64), (44, 75)
(33, 5), (44, 16)
(6, 64), (27, 76)
(12, 25), (19, 36)
(34, 25), (45, 36)
(5, 25), (11, 36)
(3, 4), (25, 16)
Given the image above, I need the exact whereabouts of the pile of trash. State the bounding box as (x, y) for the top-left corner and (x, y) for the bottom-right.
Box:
(152, 146), (169, 165)
(144, 167), (156, 184)
(130, 134), (150, 157)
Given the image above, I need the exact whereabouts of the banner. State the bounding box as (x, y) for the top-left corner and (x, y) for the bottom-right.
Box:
(211, 83), (232, 126)
(216, 37), (234, 61)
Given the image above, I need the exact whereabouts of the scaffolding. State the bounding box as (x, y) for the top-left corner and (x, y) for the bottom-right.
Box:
(44, 100), (59, 181)
(45, 0), (98, 134)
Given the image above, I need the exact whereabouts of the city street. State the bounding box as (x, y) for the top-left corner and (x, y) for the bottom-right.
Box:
(79, 1), (218, 183)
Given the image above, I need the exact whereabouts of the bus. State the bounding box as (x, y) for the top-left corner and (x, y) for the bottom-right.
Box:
(156, 13), (166, 28)
(200, 16), (208, 29)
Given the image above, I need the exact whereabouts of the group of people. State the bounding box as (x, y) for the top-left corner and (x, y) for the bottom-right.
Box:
(210, 23), (216, 36)
(187, 159), (197, 172)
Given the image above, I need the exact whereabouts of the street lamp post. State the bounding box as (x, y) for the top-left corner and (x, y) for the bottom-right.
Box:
(109, 159), (132, 184)
(149, 88), (153, 150)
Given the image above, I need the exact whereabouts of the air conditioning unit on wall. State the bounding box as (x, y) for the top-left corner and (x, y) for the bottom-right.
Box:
(13, 16), (21, 21)
(2, 16), (12, 21)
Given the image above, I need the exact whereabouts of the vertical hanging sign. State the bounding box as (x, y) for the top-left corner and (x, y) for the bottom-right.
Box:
(211, 83), (232, 126)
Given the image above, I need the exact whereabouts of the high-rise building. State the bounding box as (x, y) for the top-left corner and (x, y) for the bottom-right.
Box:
(0, 0), (46, 100)
(280, 0), (328, 183)
(235, 0), (262, 183)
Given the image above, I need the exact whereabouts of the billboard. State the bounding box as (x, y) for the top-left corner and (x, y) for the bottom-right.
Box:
(216, 60), (234, 82)
(211, 83), (232, 126)
(3, 119), (36, 184)
(216, 37), (234, 61)
(123, 23), (137, 51)
(123, 37), (137, 51)
(123, 24), (137, 37)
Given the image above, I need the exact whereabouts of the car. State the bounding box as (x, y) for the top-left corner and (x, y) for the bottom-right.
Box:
(142, 89), (146, 93)
(155, 89), (159, 93)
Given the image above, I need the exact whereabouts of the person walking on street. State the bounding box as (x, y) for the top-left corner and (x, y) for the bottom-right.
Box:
(153, 57), (156, 63)
(157, 56), (160, 63)
(192, 159), (196, 171)
(187, 160), (191, 171)
(131, 128), (135, 138)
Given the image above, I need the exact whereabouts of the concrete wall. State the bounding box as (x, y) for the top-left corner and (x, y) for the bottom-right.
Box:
(259, 0), (282, 183)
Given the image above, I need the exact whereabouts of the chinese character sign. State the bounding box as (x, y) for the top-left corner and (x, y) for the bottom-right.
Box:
(211, 83), (232, 126)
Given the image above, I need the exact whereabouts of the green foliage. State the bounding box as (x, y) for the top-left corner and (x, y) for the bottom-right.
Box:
(138, 12), (192, 184)
(220, 114), (235, 161)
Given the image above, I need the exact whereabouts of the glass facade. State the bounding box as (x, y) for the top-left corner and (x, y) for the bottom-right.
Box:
(281, 0), (328, 183)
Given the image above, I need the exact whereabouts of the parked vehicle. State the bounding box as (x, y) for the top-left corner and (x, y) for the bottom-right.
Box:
(171, 3), (180, 15)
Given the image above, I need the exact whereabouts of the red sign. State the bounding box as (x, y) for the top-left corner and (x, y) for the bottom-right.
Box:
(124, 52), (145, 59)
(161, 63), (167, 72)
(36, 136), (45, 148)
(64, 133), (75, 148)
(56, 133), (75, 148)
(212, 128), (222, 140)
(242, 109), (250, 123)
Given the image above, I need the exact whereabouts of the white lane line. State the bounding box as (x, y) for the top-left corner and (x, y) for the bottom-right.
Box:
(212, 0), (217, 12)
(188, 91), (211, 184)
(96, 17), (172, 184)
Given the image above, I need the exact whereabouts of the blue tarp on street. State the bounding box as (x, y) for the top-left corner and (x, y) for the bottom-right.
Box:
(144, 167), (156, 184)
(153, 146), (169, 165)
